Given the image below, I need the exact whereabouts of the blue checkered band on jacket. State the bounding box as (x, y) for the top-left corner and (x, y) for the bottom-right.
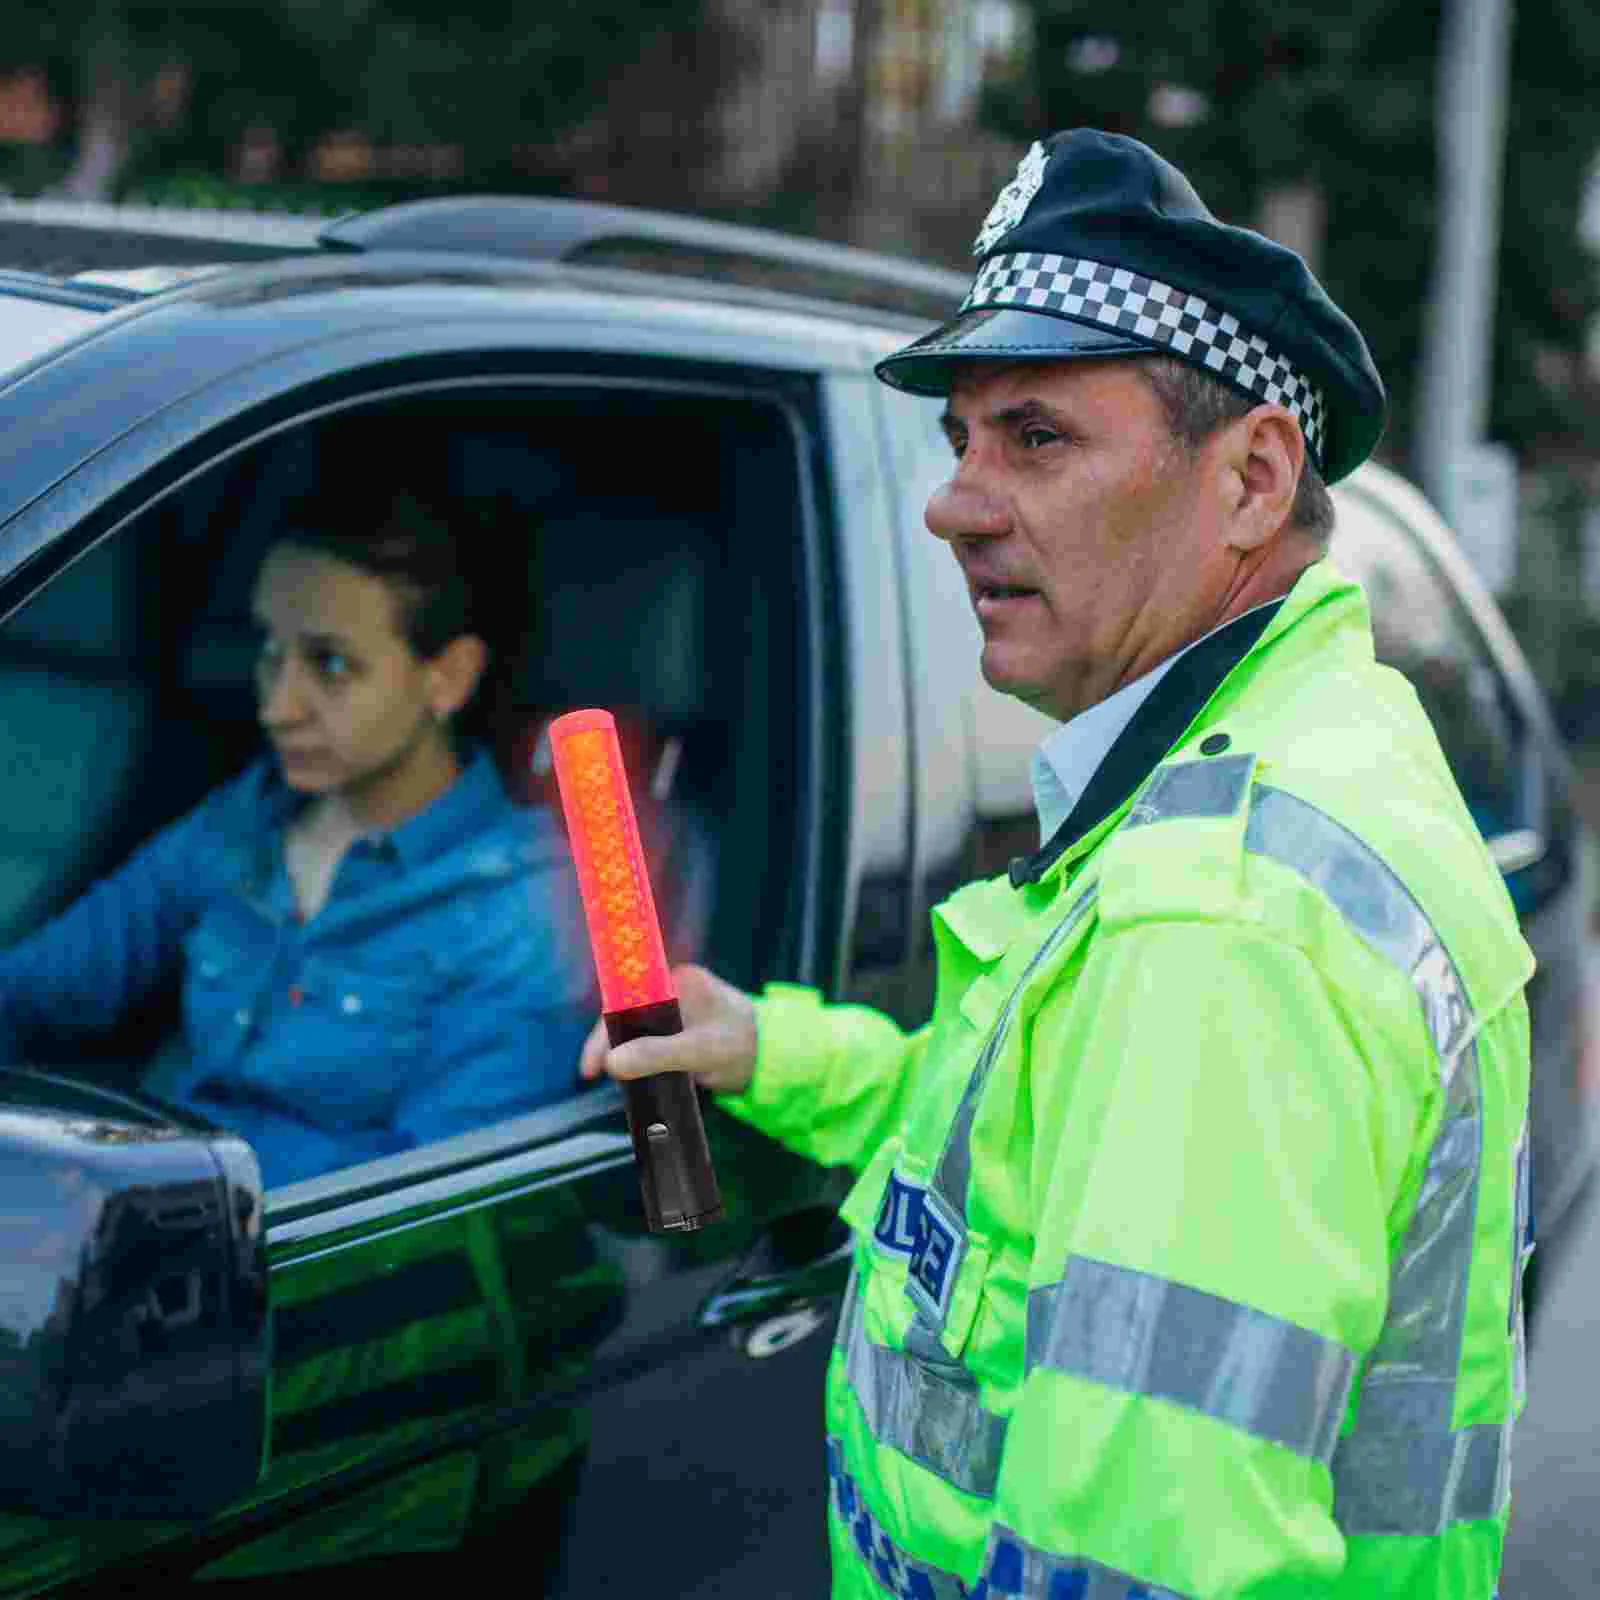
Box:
(962, 252), (1328, 469)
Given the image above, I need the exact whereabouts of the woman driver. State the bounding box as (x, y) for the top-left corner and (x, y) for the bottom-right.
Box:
(0, 490), (594, 1187)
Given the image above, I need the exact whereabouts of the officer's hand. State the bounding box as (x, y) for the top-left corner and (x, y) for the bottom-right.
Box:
(578, 963), (758, 1097)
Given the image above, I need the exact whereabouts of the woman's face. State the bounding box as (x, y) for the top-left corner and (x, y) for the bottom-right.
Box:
(251, 544), (450, 808)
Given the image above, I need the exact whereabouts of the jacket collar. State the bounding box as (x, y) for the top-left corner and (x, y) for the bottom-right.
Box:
(1005, 558), (1359, 888)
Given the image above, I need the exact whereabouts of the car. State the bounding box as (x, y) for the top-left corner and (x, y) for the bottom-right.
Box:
(0, 194), (1589, 1598)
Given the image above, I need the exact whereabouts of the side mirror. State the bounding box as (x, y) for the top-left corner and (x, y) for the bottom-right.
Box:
(0, 1068), (269, 1519)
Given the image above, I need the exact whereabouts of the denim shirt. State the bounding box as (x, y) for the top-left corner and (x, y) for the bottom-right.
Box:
(0, 748), (596, 1187)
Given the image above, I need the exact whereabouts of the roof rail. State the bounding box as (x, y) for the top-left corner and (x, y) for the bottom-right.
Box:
(0, 197), (328, 249)
(0, 267), (139, 309)
(318, 195), (970, 322)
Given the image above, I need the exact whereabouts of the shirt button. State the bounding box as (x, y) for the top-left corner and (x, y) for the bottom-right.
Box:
(1200, 733), (1231, 755)
(342, 993), (363, 1015)
(234, 1009), (250, 1028)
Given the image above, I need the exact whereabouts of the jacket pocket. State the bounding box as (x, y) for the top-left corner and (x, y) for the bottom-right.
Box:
(848, 1157), (993, 1363)
(910, 1210), (993, 1363)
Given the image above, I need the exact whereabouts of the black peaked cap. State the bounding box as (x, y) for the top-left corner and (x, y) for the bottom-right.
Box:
(875, 129), (1387, 484)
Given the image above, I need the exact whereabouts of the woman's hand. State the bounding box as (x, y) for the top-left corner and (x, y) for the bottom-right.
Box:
(578, 963), (758, 1096)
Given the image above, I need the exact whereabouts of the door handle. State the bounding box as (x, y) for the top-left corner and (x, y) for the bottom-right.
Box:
(1486, 828), (1546, 876)
(697, 1215), (855, 1331)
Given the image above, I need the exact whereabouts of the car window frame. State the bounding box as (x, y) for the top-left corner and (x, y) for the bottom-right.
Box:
(0, 355), (841, 1200)
(0, 350), (854, 1587)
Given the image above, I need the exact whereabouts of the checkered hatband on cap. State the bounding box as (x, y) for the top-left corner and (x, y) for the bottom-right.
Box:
(963, 252), (1328, 469)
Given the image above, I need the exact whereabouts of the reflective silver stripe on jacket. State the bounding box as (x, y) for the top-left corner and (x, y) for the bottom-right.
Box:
(1243, 783), (1509, 1535)
(1026, 1257), (1355, 1464)
(930, 879), (1099, 1215)
(826, 1437), (977, 1600)
(1124, 751), (1256, 831)
(1327, 1033), (1501, 1536)
(839, 1253), (1009, 1498)
(1244, 785), (1475, 1082)
(908, 881), (1098, 1332)
(977, 1522), (1190, 1599)
(1512, 1118), (1532, 1408)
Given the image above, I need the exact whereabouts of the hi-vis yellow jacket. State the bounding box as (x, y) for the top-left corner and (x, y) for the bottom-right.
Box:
(720, 559), (1534, 1598)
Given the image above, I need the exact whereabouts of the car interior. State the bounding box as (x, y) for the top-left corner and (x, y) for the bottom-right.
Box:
(0, 380), (813, 1129)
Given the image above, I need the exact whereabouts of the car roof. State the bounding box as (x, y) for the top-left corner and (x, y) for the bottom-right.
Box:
(0, 193), (968, 380)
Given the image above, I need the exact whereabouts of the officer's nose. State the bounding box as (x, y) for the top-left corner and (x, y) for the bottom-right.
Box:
(925, 475), (1012, 543)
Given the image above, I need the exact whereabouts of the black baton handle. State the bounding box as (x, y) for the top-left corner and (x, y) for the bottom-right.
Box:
(606, 998), (724, 1232)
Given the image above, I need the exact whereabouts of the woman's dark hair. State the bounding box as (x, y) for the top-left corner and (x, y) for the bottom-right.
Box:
(270, 486), (532, 743)
(274, 488), (482, 661)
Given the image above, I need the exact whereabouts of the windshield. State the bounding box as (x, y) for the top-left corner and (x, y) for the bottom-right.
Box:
(0, 293), (102, 376)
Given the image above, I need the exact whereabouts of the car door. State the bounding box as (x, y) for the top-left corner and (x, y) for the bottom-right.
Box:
(0, 332), (856, 1594)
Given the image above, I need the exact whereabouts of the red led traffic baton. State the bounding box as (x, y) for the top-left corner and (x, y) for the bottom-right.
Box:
(547, 709), (723, 1233)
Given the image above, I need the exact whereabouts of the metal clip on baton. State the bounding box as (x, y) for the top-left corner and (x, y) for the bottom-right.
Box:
(547, 709), (724, 1233)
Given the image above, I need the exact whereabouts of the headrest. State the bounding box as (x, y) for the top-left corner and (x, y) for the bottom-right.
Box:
(521, 511), (713, 727)
(182, 623), (259, 715)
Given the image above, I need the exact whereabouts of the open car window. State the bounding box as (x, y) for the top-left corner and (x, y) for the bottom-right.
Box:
(0, 376), (811, 1190)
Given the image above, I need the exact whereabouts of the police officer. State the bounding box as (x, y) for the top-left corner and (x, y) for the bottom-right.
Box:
(581, 129), (1533, 1598)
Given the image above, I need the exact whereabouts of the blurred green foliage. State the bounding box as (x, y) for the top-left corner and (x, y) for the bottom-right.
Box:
(0, 143), (68, 197)
(118, 172), (353, 214)
(0, 0), (741, 206)
(985, 0), (1600, 469)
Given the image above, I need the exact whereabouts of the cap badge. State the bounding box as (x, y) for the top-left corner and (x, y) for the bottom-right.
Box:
(972, 140), (1049, 258)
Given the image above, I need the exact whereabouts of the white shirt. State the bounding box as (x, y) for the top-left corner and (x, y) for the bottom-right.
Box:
(1029, 602), (1281, 847)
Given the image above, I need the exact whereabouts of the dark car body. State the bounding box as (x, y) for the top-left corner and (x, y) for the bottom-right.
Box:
(0, 196), (1589, 1597)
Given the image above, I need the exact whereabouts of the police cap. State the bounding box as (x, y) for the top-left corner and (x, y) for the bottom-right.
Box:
(874, 129), (1387, 485)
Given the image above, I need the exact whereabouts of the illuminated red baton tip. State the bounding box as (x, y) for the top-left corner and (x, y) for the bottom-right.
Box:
(547, 707), (722, 1232)
(547, 708), (676, 1014)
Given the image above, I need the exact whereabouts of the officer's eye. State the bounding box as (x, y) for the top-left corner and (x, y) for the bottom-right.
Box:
(312, 648), (351, 681)
(1019, 425), (1059, 451)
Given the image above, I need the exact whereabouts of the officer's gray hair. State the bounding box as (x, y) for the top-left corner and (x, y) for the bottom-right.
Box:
(1137, 355), (1336, 547)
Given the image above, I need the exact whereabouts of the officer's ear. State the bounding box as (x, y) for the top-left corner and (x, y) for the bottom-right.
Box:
(1214, 406), (1303, 553)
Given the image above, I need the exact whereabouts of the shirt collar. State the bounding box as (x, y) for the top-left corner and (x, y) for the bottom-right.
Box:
(1030, 655), (1182, 847)
(1029, 598), (1286, 847)
(384, 745), (505, 867)
(258, 744), (505, 868)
